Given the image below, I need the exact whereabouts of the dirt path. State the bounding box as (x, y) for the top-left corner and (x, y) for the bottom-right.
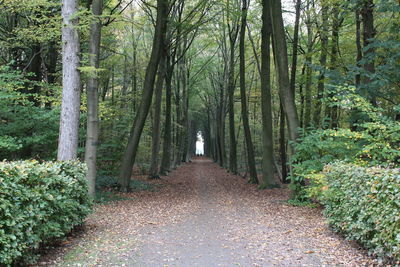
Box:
(41, 158), (374, 266)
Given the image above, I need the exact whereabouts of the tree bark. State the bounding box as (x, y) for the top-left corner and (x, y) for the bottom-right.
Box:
(239, 0), (258, 184)
(58, 0), (81, 161)
(361, 0), (376, 105)
(270, 0), (300, 148)
(279, 103), (288, 182)
(85, 0), (103, 197)
(304, 1), (313, 129)
(228, 31), (238, 174)
(260, 0), (279, 188)
(118, 0), (168, 191)
(149, 50), (166, 179)
(313, 4), (328, 128)
(289, 0), (301, 96)
(326, 6), (340, 129)
(355, 9), (362, 88)
(160, 55), (173, 175)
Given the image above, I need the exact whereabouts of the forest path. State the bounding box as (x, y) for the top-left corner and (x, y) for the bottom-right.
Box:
(42, 158), (373, 266)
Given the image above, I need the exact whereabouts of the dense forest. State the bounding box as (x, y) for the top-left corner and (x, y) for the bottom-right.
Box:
(0, 0), (399, 265)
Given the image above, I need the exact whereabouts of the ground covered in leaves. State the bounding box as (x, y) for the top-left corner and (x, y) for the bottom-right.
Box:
(39, 158), (375, 266)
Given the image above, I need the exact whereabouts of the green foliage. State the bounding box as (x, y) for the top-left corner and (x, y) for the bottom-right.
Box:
(321, 162), (400, 261)
(289, 128), (365, 201)
(291, 87), (400, 201)
(0, 160), (93, 265)
(0, 0), (61, 49)
(358, 119), (400, 166)
(0, 66), (60, 160)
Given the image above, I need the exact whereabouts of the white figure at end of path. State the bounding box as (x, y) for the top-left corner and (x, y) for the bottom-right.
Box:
(195, 132), (204, 156)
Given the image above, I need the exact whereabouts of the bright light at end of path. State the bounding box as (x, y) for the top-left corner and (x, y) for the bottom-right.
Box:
(196, 132), (204, 155)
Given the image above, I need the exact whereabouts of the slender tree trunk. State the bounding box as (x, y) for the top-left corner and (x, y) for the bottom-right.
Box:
(327, 6), (340, 129)
(299, 64), (306, 128)
(239, 0), (257, 184)
(220, 84), (227, 167)
(228, 35), (238, 174)
(111, 65), (115, 104)
(118, 0), (168, 191)
(45, 41), (58, 108)
(85, 0), (102, 197)
(149, 51), (166, 179)
(58, 0), (81, 161)
(174, 84), (183, 167)
(279, 104), (288, 182)
(160, 56), (173, 175)
(180, 50), (190, 163)
(304, 2), (313, 129)
(270, 0), (300, 148)
(355, 9), (362, 88)
(313, 5), (328, 128)
(361, 0), (376, 105)
(260, 0), (278, 188)
(289, 0), (301, 96)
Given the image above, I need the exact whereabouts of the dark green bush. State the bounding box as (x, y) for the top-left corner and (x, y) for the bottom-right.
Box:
(289, 128), (365, 201)
(321, 162), (400, 261)
(290, 119), (400, 201)
(0, 65), (61, 160)
(0, 160), (93, 265)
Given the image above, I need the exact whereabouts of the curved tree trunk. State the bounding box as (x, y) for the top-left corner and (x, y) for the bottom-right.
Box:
(270, 0), (300, 148)
(239, 0), (258, 184)
(118, 0), (168, 191)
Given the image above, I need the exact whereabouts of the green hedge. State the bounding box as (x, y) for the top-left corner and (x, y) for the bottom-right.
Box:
(0, 160), (93, 265)
(289, 128), (365, 201)
(322, 163), (400, 261)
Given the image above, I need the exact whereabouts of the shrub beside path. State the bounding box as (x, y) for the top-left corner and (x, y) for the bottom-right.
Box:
(40, 158), (374, 266)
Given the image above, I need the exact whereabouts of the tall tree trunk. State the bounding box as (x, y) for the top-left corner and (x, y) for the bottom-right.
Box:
(279, 103), (288, 182)
(228, 33), (238, 174)
(160, 55), (173, 175)
(180, 50), (190, 163)
(289, 0), (301, 96)
(58, 0), (81, 161)
(313, 4), (328, 128)
(304, 1), (313, 129)
(361, 0), (376, 105)
(299, 64), (306, 128)
(260, 0), (279, 188)
(118, 0), (168, 191)
(85, 0), (102, 197)
(149, 50), (166, 179)
(327, 6), (340, 129)
(270, 0), (300, 148)
(355, 9), (362, 88)
(174, 76), (183, 167)
(240, 0), (258, 184)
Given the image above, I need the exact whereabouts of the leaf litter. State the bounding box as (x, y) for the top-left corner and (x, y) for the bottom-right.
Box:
(38, 158), (375, 266)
